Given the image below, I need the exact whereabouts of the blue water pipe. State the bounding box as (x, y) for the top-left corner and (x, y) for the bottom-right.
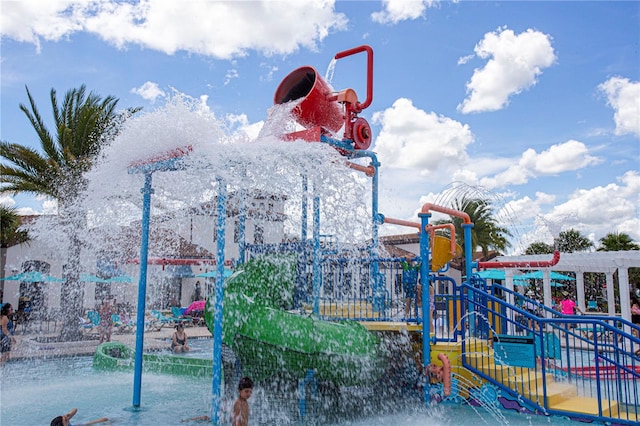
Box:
(237, 188), (247, 265)
(418, 211), (432, 404)
(462, 223), (475, 337)
(322, 140), (383, 311)
(211, 177), (227, 424)
(132, 172), (153, 408)
(301, 175), (308, 242)
(128, 151), (190, 408)
(298, 369), (316, 423)
(312, 195), (321, 315)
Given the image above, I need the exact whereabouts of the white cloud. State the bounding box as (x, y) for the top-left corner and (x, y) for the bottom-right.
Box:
(224, 113), (263, 141)
(598, 76), (640, 138)
(0, 0), (348, 59)
(479, 140), (601, 189)
(224, 68), (239, 86)
(372, 98), (474, 179)
(458, 27), (556, 114)
(543, 170), (640, 241)
(371, 0), (438, 24)
(0, 196), (16, 208)
(259, 63), (278, 82)
(130, 81), (166, 102)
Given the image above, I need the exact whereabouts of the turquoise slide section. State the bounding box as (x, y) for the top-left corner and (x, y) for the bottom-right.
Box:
(205, 255), (385, 385)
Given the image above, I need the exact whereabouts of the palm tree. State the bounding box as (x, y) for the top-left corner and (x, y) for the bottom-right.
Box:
(436, 196), (512, 258)
(597, 232), (640, 251)
(0, 205), (30, 300)
(556, 229), (593, 253)
(0, 85), (140, 340)
(0, 205), (29, 248)
(525, 241), (554, 255)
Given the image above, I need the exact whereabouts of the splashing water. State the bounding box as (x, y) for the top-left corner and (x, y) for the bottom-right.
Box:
(24, 94), (373, 269)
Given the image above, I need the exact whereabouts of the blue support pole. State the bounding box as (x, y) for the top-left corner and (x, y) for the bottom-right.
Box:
(298, 369), (315, 423)
(301, 175), (308, 242)
(133, 173), (153, 408)
(418, 211), (432, 404)
(237, 188), (246, 265)
(462, 223), (475, 337)
(211, 178), (227, 424)
(312, 195), (321, 316)
(369, 156), (384, 312)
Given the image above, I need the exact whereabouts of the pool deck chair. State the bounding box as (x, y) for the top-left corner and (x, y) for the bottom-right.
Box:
(150, 309), (185, 328)
(81, 310), (100, 335)
(171, 307), (193, 325)
(111, 313), (134, 333)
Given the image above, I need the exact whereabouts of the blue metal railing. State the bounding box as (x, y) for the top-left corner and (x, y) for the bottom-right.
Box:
(237, 248), (639, 423)
(460, 280), (640, 425)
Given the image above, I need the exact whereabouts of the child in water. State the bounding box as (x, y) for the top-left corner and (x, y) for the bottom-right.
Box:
(233, 377), (253, 426)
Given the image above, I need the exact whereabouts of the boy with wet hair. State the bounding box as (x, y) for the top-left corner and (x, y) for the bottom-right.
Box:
(233, 376), (253, 426)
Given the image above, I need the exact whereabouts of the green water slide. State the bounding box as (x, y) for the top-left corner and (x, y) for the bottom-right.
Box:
(204, 255), (385, 386)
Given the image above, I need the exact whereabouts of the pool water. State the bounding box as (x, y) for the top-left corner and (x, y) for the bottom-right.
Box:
(0, 341), (580, 425)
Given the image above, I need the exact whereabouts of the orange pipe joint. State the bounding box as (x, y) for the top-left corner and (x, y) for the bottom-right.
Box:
(383, 216), (421, 230)
(421, 203), (471, 224)
(345, 161), (375, 177)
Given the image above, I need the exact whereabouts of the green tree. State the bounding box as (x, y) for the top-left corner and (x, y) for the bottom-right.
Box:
(598, 232), (640, 290)
(597, 232), (640, 251)
(524, 241), (554, 255)
(0, 85), (140, 339)
(0, 205), (29, 248)
(556, 229), (593, 253)
(436, 196), (512, 258)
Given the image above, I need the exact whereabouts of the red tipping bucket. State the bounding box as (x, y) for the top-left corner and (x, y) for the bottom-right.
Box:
(274, 66), (343, 133)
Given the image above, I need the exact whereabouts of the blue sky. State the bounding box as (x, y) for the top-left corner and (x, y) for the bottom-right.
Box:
(1, 0), (639, 253)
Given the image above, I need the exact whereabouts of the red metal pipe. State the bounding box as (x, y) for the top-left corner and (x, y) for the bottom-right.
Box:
(345, 161), (375, 177)
(421, 203), (472, 224)
(478, 251), (560, 269)
(383, 217), (421, 230)
(334, 45), (373, 111)
(125, 258), (221, 266)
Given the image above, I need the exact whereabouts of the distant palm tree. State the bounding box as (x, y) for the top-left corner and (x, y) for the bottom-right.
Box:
(0, 85), (140, 340)
(556, 229), (593, 253)
(525, 241), (554, 255)
(436, 196), (512, 258)
(597, 232), (640, 251)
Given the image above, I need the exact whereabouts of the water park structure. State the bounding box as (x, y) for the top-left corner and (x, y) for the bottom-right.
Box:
(3, 44), (638, 425)
(94, 44), (640, 425)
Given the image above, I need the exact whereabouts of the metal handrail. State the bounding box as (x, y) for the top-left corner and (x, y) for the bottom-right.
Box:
(459, 281), (640, 425)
